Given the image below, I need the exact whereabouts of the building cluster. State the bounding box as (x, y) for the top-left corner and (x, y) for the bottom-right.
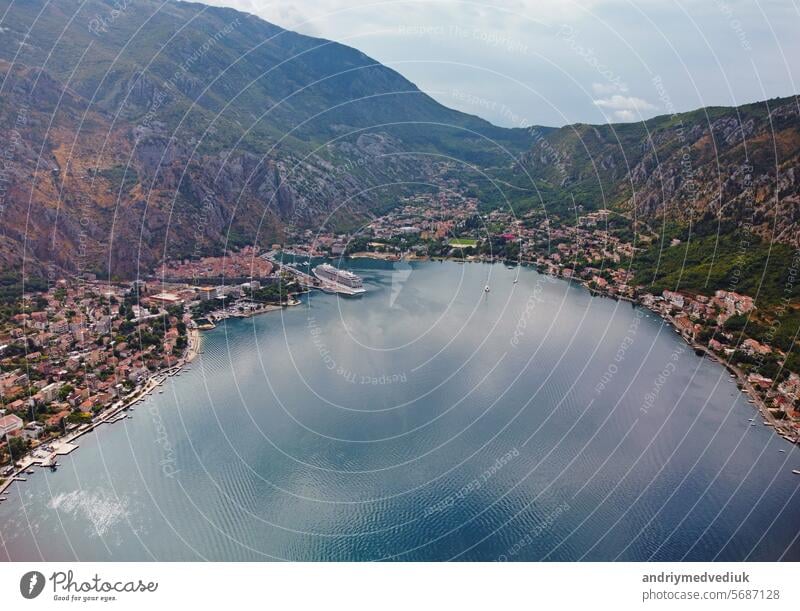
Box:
(3, 181), (797, 464)
(366, 192), (479, 243)
(0, 278), (192, 463)
(156, 246), (274, 281)
(279, 189), (480, 260)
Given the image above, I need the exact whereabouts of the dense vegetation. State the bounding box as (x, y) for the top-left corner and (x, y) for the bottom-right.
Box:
(632, 232), (799, 305)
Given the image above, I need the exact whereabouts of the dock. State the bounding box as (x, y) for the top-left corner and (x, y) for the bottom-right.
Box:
(262, 254), (366, 296)
(0, 372), (167, 495)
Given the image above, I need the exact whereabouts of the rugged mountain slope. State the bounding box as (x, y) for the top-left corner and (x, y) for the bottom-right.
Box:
(0, 0), (530, 154)
(0, 0), (532, 277)
(517, 97), (800, 246)
(0, 0), (797, 281)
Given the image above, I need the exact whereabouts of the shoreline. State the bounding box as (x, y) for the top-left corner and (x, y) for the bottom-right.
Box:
(349, 255), (797, 447)
(2, 262), (794, 498)
(198, 298), (301, 328)
(0, 374), (165, 497)
(579, 280), (796, 444)
(658, 311), (794, 442)
(567, 268), (797, 445)
(0, 299), (289, 498)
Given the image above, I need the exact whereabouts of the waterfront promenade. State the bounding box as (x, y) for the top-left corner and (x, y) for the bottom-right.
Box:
(0, 327), (204, 498)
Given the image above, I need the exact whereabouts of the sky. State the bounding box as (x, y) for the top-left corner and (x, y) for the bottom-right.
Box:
(202, 0), (800, 127)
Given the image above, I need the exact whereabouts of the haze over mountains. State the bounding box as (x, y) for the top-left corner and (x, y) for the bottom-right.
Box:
(0, 0), (797, 279)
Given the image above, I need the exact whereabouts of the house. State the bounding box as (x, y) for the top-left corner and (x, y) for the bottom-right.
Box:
(748, 373), (773, 391)
(148, 292), (183, 306)
(591, 275), (608, 288)
(21, 422), (45, 440)
(673, 314), (694, 336)
(0, 414), (23, 436)
(662, 290), (685, 308)
(47, 410), (71, 427)
(715, 290), (755, 314)
(708, 339), (725, 352)
(40, 381), (63, 404)
(742, 338), (771, 356)
(197, 287), (217, 301)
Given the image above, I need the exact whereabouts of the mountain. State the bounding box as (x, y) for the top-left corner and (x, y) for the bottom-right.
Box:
(0, 0), (533, 277)
(0, 0), (797, 283)
(514, 97), (800, 245)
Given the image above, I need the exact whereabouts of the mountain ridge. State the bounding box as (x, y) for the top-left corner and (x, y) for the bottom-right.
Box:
(0, 0), (797, 281)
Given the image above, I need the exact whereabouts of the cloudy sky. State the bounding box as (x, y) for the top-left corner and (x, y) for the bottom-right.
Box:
(203, 0), (799, 127)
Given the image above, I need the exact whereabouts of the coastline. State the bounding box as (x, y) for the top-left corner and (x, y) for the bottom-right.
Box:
(658, 311), (793, 441)
(2, 261), (794, 500)
(577, 272), (797, 445)
(366, 255), (798, 448)
(0, 299), (288, 498)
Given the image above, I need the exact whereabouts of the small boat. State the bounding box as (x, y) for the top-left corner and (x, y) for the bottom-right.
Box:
(793, 470), (800, 475)
(513, 279), (518, 284)
(484, 285), (490, 292)
(779, 449), (786, 453)
(26, 469), (34, 474)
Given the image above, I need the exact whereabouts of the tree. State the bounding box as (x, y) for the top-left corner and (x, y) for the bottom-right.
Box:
(723, 314), (748, 332)
(58, 384), (73, 401)
(7, 436), (29, 460)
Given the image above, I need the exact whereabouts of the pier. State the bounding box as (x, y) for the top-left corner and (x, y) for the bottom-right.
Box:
(262, 253), (366, 296)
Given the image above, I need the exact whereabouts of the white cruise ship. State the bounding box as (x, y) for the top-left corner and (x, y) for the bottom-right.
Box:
(313, 263), (366, 294)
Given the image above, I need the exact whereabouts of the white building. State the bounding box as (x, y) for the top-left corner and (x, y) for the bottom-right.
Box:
(0, 414), (23, 436)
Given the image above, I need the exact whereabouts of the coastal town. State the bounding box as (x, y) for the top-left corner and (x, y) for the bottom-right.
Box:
(0, 252), (305, 496)
(281, 187), (800, 445)
(0, 238), (382, 494)
(2, 188), (800, 495)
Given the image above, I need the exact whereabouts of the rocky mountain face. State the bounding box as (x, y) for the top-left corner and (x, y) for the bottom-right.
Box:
(0, 0), (528, 277)
(519, 98), (800, 245)
(0, 0), (796, 280)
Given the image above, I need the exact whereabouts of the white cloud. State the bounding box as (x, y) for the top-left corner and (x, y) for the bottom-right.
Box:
(199, 0), (799, 127)
(593, 94), (656, 111)
(612, 109), (636, 121)
(593, 94), (656, 120)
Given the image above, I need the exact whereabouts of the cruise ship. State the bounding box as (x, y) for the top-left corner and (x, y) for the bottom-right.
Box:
(313, 263), (366, 294)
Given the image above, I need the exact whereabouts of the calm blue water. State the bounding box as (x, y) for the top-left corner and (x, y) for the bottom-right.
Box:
(1, 261), (799, 561)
